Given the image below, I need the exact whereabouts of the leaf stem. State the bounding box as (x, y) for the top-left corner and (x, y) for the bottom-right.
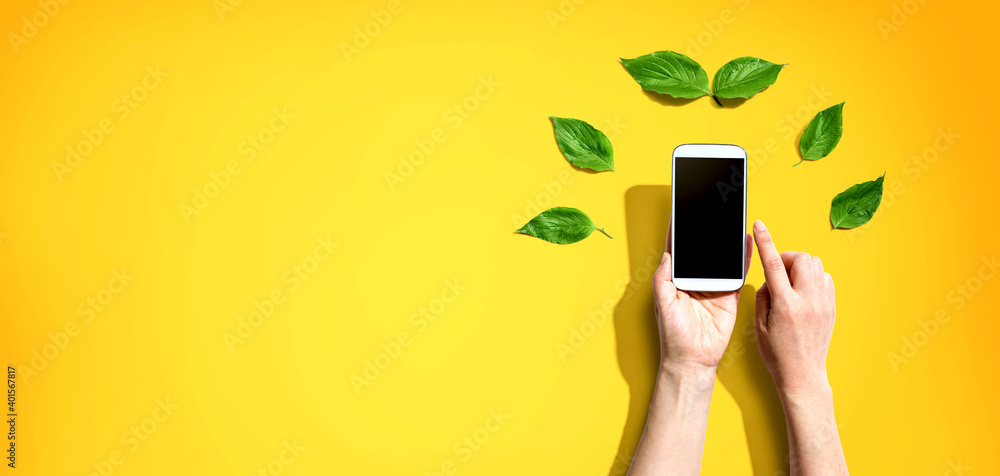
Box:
(712, 95), (723, 106)
(597, 228), (613, 239)
(792, 159), (804, 167)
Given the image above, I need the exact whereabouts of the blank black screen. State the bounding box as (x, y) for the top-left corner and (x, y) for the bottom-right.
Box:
(674, 157), (744, 279)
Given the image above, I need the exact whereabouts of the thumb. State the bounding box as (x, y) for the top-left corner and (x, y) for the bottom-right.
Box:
(652, 251), (676, 298)
(755, 282), (771, 330)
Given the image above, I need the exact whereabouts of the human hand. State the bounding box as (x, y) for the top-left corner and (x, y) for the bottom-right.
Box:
(751, 220), (837, 397)
(652, 230), (753, 376)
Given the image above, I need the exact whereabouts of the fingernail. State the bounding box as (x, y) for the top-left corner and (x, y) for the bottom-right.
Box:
(754, 220), (765, 232)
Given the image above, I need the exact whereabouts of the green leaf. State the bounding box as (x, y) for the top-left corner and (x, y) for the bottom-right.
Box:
(549, 117), (614, 172)
(712, 56), (785, 99)
(798, 102), (845, 164)
(830, 174), (884, 229)
(620, 51), (710, 99)
(516, 207), (612, 244)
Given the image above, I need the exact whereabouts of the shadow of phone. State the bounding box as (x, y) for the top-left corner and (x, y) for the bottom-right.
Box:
(607, 184), (788, 475)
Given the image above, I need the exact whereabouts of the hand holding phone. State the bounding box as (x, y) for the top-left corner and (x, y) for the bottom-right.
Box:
(652, 233), (752, 371)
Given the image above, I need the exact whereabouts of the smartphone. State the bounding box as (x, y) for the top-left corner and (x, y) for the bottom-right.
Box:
(670, 144), (747, 292)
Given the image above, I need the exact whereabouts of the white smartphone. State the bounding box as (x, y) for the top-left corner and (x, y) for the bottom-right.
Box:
(670, 144), (748, 292)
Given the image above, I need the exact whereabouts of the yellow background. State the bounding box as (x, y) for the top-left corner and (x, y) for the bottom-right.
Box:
(2, 0), (998, 474)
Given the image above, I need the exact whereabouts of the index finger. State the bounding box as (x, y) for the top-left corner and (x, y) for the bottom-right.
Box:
(752, 220), (791, 294)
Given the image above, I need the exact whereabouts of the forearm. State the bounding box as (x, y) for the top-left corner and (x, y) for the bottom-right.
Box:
(780, 384), (849, 476)
(627, 364), (716, 476)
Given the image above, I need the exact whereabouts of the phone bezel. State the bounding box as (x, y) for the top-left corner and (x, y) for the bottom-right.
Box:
(670, 143), (748, 292)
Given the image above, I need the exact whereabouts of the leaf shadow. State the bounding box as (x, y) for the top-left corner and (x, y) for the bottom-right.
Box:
(569, 164), (603, 175)
(607, 184), (789, 475)
(713, 96), (749, 108)
(716, 83), (782, 109)
(641, 89), (699, 107)
(792, 124), (816, 168)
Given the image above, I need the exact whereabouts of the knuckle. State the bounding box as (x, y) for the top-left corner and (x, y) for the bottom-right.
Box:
(765, 257), (784, 272)
(754, 315), (768, 333)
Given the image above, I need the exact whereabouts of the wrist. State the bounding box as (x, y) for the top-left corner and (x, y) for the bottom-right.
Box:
(658, 360), (717, 395)
(777, 379), (833, 405)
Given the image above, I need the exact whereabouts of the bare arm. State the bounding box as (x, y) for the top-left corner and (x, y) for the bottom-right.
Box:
(751, 220), (849, 476)
(628, 234), (753, 476)
(628, 364), (715, 476)
(781, 386), (846, 475)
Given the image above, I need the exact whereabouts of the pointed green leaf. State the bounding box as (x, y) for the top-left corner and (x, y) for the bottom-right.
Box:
(549, 117), (614, 172)
(516, 207), (612, 244)
(620, 51), (710, 99)
(830, 174), (884, 229)
(712, 56), (785, 99)
(798, 102), (845, 163)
